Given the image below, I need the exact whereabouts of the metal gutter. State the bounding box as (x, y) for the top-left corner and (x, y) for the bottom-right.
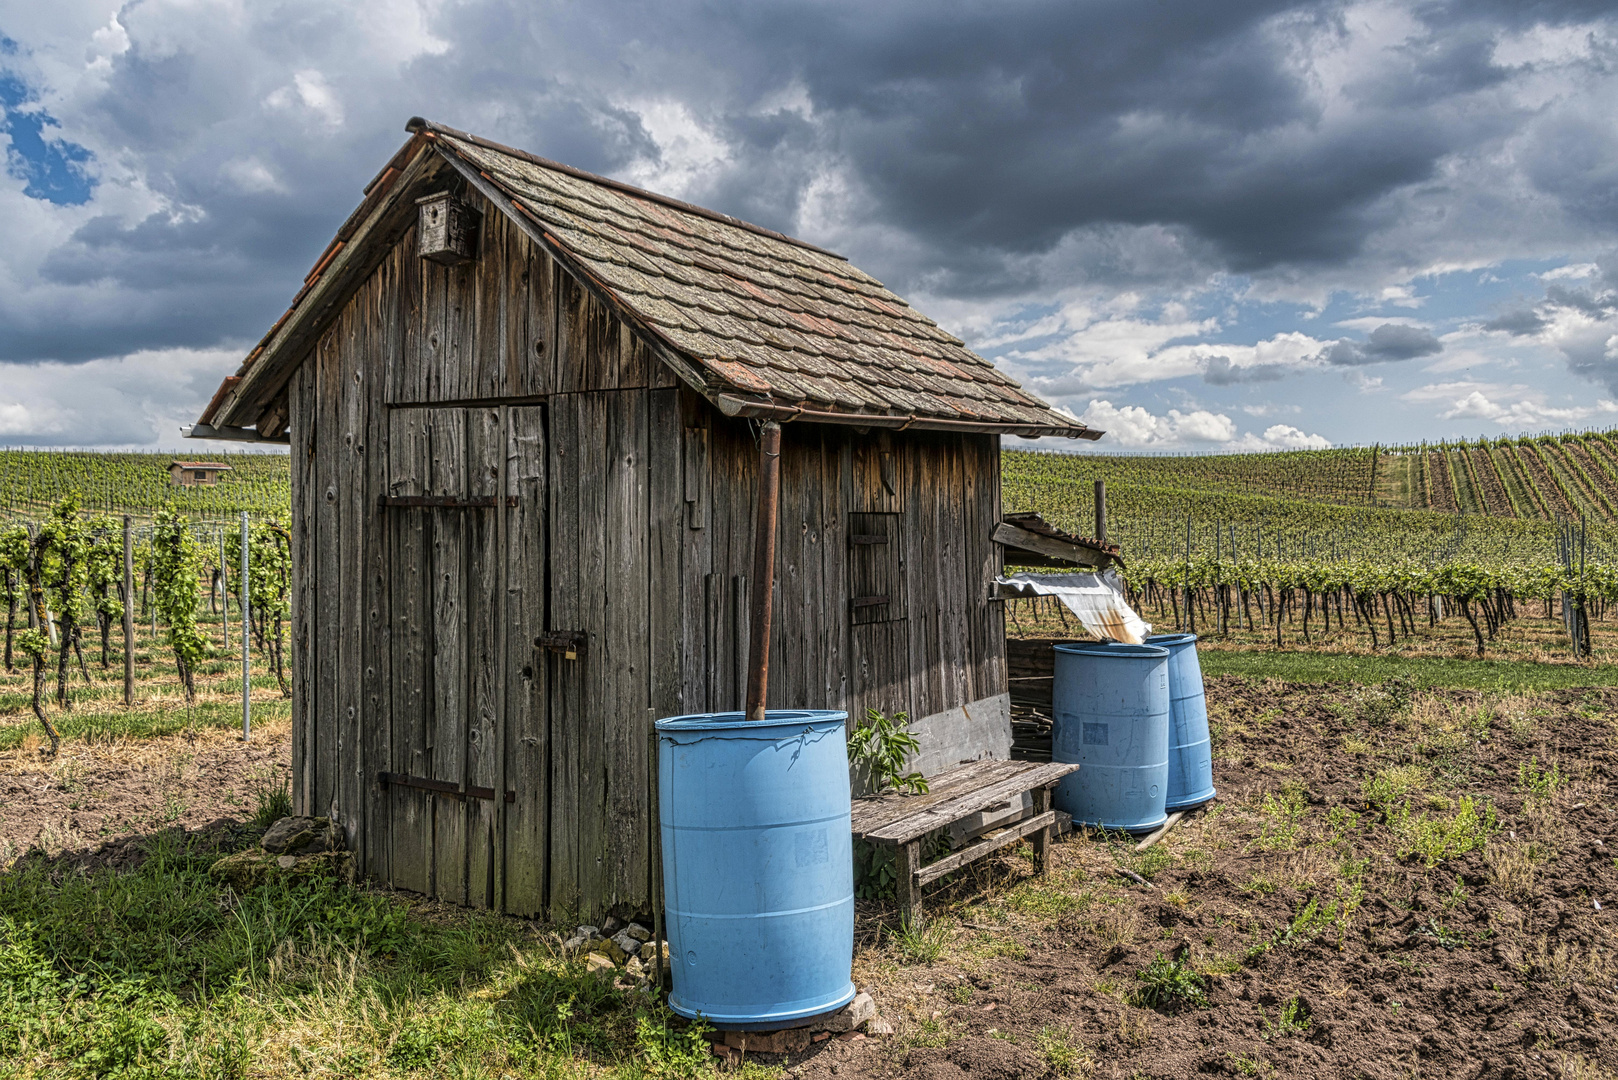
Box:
(712, 394), (1102, 440)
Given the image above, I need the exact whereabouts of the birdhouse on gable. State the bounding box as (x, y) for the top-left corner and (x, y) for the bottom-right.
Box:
(416, 191), (479, 265)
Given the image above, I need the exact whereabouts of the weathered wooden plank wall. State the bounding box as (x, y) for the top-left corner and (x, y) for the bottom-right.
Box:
(283, 186), (1007, 923)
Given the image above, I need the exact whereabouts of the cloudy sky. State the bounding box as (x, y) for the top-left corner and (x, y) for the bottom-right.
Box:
(2, 1), (1618, 452)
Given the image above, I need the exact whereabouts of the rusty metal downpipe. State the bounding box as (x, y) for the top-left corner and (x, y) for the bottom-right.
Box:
(744, 421), (782, 723)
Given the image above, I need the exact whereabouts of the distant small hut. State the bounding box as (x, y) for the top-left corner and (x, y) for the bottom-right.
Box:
(170, 461), (231, 488)
(189, 118), (1104, 921)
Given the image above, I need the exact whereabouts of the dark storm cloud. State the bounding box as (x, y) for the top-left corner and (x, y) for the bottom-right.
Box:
(1320, 323), (1444, 366)
(1201, 356), (1290, 385)
(3, 0), (1617, 373)
(1483, 309), (1548, 336)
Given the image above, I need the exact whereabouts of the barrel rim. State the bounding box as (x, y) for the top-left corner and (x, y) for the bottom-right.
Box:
(1145, 633), (1199, 647)
(1053, 642), (1169, 659)
(656, 709), (849, 733)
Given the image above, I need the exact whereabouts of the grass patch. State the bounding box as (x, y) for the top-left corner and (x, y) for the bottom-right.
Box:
(1199, 650), (1618, 692)
(0, 831), (709, 1078)
(1037, 1025), (1092, 1077)
(1389, 795), (1499, 866)
(892, 915), (953, 965)
(1258, 997), (1312, 1041)
(1516, 756), (1566, 803)
(1253, 782), (1308, 852)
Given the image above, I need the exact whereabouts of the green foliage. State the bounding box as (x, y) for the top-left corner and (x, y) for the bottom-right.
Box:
(0, 448), (290, 520)
(1389, 795), (1499, 866)
(848, 708), (928, 795)
(1254, 782), (1308, 851)
(1516, 756), (1566, 802)
(251, 770), (294, 829)
(150, 506), (211, 703)
(1259, 997), (1312, 1040)
(1131, 952), (1209, 1011)
(84, 515), (124, 627)
(1037, 1025), (1088, 1076)
(634, 1005), (714, 1077)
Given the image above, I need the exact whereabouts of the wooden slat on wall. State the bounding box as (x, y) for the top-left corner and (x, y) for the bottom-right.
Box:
(362, 250), (396, 884)
(386, 225), (421, 404)
(313, 314), (342, 822)
(472, 213), (506, 401)
(465, 408), (502, 908)
(290, 362), (316, 817)
(679, 394), (711, 715)
(511, 221), (552, 398)
(574, 392), (610, 915)
(820, 433), (850, 714)
(427, 408), (469, 905)
(387, 408), (432, 894)
(604, 389), (650, 911)
(546, 398), (582, 919)
(968, 434), (1006, 702)
(503, 405), (548, 915)
(335, 280), (367, 857)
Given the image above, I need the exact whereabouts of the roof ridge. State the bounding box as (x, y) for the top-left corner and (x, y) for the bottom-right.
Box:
(408, 117), (847, 262)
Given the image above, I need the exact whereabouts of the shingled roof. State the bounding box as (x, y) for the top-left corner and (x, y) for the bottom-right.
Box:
(195, 119), (1097, 441)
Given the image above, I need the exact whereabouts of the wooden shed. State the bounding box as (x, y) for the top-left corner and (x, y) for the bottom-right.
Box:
(190, 118), (1100, 922)
(169, 460), (231, 487)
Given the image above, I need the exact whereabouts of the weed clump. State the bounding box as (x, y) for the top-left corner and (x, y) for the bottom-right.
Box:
(1132, 952), (1208, 1011)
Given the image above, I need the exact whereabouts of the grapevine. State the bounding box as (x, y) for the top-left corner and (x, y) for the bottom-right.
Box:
(150, 507), (211, 705)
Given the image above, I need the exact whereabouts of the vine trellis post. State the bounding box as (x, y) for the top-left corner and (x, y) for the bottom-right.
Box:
(240, 511), (250, 741)
(121, 516), (133, 707)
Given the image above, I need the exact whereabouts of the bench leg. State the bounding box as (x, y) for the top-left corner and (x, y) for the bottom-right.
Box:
(1031, 787), (1052, 876)
(894, 840), (922, 926)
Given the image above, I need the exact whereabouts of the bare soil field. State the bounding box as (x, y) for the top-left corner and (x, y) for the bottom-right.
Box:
(803, 678), (1618, 1080)
(0, 721), (290, 867)
(5, 671), (1618, 1080)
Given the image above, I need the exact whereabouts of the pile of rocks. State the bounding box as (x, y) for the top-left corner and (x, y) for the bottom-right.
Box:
(209, 816), (354, 890)
(562, 918), (669, 986)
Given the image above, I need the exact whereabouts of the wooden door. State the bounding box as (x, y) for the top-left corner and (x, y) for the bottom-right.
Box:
(385, 405), (543, 911)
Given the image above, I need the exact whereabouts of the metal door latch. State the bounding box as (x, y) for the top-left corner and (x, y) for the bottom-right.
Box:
(536, 631), (587, 660)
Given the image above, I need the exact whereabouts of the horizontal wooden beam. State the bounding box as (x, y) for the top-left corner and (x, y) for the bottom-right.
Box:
(377, 772), (514, 803)
(916, 810), (1059, 885)
(993, 521), (1113, 569)
(184, 423), (291, 445)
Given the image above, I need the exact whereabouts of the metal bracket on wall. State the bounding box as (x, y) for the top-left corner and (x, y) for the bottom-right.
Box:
(377, 771), (515, 803)
(535, 631), (588, 659)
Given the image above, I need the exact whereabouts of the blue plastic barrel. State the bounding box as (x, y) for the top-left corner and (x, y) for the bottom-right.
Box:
(657, 710), (856, 1029)
(1051, 643), (1170, 833)
(1146, 634), (1217, 811)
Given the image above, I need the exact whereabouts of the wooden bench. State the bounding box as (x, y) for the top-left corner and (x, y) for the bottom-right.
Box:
(851, 759), (1079, 924)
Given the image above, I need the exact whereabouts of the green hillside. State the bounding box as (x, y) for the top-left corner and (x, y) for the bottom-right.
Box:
(0, 449), (291, 524)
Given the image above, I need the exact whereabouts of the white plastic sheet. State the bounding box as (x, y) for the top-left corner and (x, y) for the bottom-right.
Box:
(999, 569), (1152, 645)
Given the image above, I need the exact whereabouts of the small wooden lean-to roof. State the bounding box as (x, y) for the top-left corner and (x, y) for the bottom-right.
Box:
(195, 118), (1099, 442)
(170, 461), (231, 471)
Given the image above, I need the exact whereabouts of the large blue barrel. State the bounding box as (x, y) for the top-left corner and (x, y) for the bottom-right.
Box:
(1147, 634), (1217, 811)
(657, 710), (856, 1029)
(1051, 643), (1170, 833)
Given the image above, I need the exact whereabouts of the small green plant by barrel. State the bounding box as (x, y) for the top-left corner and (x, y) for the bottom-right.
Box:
(847, 708), (928, 795)
(848, 708), (929, 899)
